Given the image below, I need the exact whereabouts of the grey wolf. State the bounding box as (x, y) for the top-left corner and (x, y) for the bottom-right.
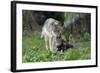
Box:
(41, 18), (62, 53)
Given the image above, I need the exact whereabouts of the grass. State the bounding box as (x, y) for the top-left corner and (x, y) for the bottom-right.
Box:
(22, 34), (91, 63)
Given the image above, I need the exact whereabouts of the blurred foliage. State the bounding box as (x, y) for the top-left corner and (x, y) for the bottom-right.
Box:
(23, 10), (91, 37)
(22, 34), (91, 63)
(79, 32), (91, 42)
(23, 11), (33, 31)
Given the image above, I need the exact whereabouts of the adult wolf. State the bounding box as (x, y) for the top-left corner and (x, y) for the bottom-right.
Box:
(41, 18), (62, 53)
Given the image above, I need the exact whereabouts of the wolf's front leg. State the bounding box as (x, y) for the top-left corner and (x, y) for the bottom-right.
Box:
(51, 37), (57, 53)
(49, 37), (52, 52)
(44, 36), (49, 50)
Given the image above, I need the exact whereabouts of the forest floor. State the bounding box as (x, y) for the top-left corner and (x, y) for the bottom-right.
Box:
(22, 35), (91, 63)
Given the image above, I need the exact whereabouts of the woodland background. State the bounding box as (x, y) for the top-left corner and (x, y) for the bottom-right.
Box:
(22, 10), (91, 63)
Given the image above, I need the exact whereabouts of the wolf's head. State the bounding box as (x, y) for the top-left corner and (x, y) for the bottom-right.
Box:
(51, 20), (63, 38)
